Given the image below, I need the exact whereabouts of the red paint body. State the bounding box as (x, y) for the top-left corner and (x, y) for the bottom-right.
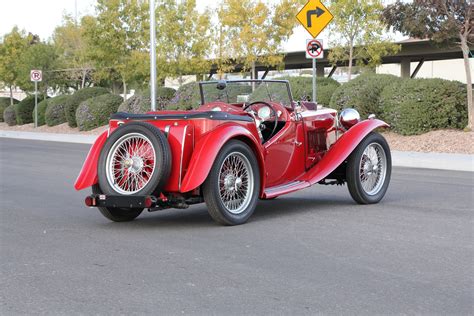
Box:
(75, 99), (388, 201)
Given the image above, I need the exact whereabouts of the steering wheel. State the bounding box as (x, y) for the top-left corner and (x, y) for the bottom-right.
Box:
(243, 101), (279, 139)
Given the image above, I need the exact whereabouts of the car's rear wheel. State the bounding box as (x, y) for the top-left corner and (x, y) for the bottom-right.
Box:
(203, 140), (260, 225)
(346, 132), (391, 204)
(95, 122), (171, 221)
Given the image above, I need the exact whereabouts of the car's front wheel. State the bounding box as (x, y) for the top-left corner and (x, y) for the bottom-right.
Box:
(203, 140), (260, 225)
(346, 132), (391, 204)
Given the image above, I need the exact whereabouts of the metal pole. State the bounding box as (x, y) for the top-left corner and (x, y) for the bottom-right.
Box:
(75, 0), (78, 25)
(150, 0), (157, 111)
(34, 81), (38, 128)
(312, 58), (317, 103)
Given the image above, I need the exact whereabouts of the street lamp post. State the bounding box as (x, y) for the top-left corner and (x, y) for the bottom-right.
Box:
(150, 0), (157, 111)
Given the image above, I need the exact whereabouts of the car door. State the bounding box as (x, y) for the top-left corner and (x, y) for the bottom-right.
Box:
(264, 112), (306, 187)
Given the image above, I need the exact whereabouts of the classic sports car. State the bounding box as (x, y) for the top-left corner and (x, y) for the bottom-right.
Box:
(75, 80), (391, 225)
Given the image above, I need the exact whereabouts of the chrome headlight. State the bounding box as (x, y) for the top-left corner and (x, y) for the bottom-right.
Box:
(339, 108), (360, 130)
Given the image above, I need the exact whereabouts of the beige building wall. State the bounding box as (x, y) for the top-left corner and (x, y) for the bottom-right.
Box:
(377, 58), (473, 84)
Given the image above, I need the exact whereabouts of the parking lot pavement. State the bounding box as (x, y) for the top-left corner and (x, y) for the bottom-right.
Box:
(1, 138), (473, 315)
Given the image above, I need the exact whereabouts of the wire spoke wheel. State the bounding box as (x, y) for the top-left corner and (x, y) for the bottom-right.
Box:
(358, 143), (387, 196)
(346, 132), (391, 204)
(105, 133), (156, 195)
(203, 140), (260, 225)
(218, 152), (254, 215)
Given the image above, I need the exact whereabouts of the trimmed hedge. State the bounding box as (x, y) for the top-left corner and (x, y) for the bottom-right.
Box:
(274, 76), (341, 106)
(0, 97), (18, 122)
(329, 73), (401, 119)
(65, 87), (109, 127)
(168, 82), (201, 110)
(76, 94), (123, 131)
(45, 95), (71, 126)
(33, 99), (49, 126)
(380, 78), (467, 135)
(118, 87), (176, 113)
(3, 105), (17, 126)
(15, 95), (47, 125)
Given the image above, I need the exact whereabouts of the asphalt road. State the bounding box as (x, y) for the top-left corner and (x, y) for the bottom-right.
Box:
(1, 138), (473, 315)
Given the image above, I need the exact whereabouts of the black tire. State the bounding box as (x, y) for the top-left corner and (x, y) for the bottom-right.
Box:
(97, 122), (171, 196)
(203, 140), (260, 225)
(92, 184), (143, 222)
(346, 132), (391, 204)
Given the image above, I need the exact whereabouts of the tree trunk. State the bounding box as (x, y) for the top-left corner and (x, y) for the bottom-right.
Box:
(122, 78), (127, 100)
(348, 41), (354, 81)
(81, 70), (87, 89)
(460, 37), (473, 130)
(9, 86), (13, 106)
(251, 61), (256, 91)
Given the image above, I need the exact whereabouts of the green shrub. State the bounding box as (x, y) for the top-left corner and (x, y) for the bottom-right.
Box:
(33, 99), (49, 126)
(45, 95), (71, 126)
(168, 82), (201, 110)
(329, 73), (401, 119)
(65, 87), (109, 127)
(118, 87), (176, 113)
(274, 76), (341, 106)
(3, 105), (17, 126)
(15, 95), (47, 125)
(76, 94), (123, 131)
(380, 78), (467, 135)
(0, 97), (18, 122)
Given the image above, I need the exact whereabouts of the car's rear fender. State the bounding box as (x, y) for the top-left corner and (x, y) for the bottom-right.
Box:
(179, 123), (265, 195)
(74, 131), (108, 191)
(299, 119), (389, 185)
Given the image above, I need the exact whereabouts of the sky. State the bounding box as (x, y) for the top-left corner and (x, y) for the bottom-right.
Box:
(0, 0), (403, 53)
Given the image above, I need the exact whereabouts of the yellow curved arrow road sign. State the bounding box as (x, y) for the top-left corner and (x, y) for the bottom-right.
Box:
(296, 0), (333, 38)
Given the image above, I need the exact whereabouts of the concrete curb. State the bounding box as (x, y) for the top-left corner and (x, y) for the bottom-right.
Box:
(0, 130), (97, 144)
(1, 130), (473, 172)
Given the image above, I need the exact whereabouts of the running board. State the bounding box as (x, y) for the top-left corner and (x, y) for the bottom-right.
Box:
(263, 181), (310, 199)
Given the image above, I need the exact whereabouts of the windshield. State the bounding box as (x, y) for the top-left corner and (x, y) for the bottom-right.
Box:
(199, 80), (293, 108)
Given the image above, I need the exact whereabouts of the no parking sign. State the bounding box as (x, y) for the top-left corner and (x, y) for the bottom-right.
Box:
(306, 39), (324, 59)
(30, 70), (42, 82)
(30, 69), (42, 128)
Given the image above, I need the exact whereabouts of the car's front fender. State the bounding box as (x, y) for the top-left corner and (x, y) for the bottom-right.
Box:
(299, 119), (389, 185)
(74, 131), (108, 191)
(180, 123), (265, 194)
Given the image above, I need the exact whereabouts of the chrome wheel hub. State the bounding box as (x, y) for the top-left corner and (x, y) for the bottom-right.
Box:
(223, 174), (243, 191)
(126, 156), (144, 173)
(359, 143), (387, 196)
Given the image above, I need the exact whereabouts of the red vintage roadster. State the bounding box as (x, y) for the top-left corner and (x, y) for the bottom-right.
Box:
(75, 80), (391, 225)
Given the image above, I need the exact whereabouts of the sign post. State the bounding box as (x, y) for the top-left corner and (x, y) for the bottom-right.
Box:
(30, 70), (42, 128)
(306, 39), (324, 103)
(297, 0), (333, 105)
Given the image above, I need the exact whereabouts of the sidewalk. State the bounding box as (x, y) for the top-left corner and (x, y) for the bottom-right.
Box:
(1, 130), (473, 172)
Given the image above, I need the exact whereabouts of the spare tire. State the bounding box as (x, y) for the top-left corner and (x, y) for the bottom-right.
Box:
(97, 122), (171, 196)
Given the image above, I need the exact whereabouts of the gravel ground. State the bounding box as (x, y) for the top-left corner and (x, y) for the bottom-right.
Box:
(1, 122), (472, 154)
(382, 130), (473, 154)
